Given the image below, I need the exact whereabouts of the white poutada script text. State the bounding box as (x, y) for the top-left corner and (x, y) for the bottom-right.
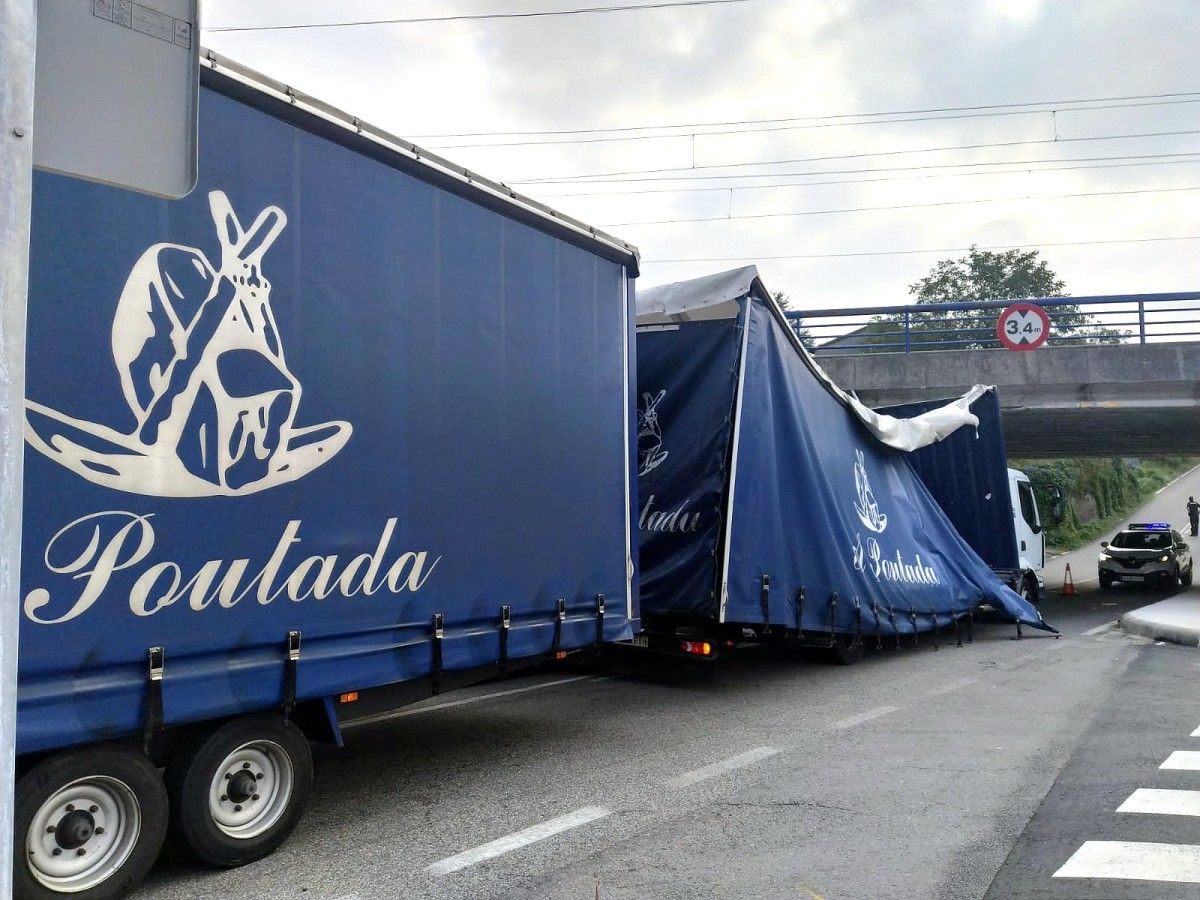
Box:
(24, 511), (441, 625)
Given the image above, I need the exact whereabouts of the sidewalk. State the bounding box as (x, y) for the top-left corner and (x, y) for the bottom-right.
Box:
(1120, 597), (1200, 648)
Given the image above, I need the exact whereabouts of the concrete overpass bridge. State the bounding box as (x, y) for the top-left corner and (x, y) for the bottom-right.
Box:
(789, 293), (1200, 456)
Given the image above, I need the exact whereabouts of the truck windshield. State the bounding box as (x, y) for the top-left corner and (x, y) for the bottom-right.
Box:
(1110, 531), (1172, 550)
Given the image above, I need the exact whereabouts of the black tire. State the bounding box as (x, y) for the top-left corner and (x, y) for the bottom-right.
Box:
(1098, 573), (1114, 590)
(14, 745), (167, 900)
(1183, 563), (1194, 588)
(1020, 575), (1040, 605)
(824, 632), (865, 666)
(166, 715), (312, 869)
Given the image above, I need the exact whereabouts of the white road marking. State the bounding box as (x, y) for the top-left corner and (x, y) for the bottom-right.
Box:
(926, 678), (976, 697)
(667, 746), (783, 789)
(830, 705), (899, 730)
(1192, 724), (1200, 737)
(426, 806), (612, 875)
(344, 675), (602, 728)
(1119, 789), (1200, 817)
(1081, 621), (1115, 636)
(1161, 751), (1200, 771)
(1053, 840), (1200, 883)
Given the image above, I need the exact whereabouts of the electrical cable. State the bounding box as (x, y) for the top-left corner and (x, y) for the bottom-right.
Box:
(428, 98), (1200, 149)
(534, 153), (1200, 197)
(408, 90), (1200, 139)
(511, 128), (1200, 184)
(646, 234), (1200, 263)
(601, 184), (1200, 228)
(205, 0), (749, 32)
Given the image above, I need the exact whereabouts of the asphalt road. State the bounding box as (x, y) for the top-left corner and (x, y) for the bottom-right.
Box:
(131, 470), (1200, 900)
(132, 579), (1200, 900)
(1043, 463), (1200, 592)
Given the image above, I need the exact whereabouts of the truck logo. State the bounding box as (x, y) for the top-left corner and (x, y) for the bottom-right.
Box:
(637, 389), (669, 477)
(24, 191), (352, 497)
(852, 449), (888, 533)
(850, 450), (940, 586)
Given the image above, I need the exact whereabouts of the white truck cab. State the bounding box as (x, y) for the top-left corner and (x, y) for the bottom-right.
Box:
(1009, 467), (1045, 602)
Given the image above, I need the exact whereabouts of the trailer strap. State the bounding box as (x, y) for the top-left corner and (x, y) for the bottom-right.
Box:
(794, 586), (804, 632)
(142, 646), (164, 754)
(432, 613), (445, 695)
(759, 575), (771, 634)
(551, 598), (566, 659)
(499, 605), (511, 676)
(283, 630), (301, 720)
(594, 593), (605, 651)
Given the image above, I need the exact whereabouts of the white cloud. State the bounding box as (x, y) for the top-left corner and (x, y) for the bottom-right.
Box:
(203, 0), (1200, 308)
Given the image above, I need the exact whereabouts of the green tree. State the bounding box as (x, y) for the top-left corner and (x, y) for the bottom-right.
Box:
(865, 246), (1123, 351)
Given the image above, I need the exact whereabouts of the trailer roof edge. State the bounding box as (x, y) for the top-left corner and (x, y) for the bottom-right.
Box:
(199, 49), (641, 276)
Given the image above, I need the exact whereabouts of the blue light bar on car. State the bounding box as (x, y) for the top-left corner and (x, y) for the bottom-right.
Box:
(1129, 522), (1171, 530)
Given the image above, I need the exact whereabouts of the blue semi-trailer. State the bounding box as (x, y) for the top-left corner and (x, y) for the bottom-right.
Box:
(13, 52), (639, 899)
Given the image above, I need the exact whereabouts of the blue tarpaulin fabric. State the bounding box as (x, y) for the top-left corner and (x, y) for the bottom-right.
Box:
(636, 283), (1054, 635)
(879, 390), (1021, 573)
(637, 319), (741, 618)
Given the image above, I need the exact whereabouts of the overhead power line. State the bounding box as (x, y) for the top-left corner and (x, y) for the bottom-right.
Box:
(428, 98), (1200, 149)
(409, 90), (1200, 139)
(512, 128), (1200, 184)
(534, 153), (1200, 197)
(601, 184), (1200, 228)
(205, 0), (748, 32)
(646, 234), (1200, 264)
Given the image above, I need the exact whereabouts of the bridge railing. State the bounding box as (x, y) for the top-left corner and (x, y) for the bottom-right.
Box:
(786, 292), (1200, 355)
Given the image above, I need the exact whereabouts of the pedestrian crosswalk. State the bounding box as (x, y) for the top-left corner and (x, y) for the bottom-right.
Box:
(1053, 719), (1200, 886)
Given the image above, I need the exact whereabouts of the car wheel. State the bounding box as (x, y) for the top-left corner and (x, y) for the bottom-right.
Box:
(1181, 563), (1194, 588)
(1098, 573), (1113, 590)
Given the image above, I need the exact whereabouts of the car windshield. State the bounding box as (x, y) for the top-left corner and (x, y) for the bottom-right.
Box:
(1110, 531), (1172, 550)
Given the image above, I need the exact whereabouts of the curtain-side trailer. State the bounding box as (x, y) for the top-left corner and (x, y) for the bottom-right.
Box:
(13, 53), (639, 899)
(633, 268), (1050, 664)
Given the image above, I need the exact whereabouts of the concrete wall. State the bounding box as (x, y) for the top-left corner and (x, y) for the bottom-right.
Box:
(819, 342), (1200, 456)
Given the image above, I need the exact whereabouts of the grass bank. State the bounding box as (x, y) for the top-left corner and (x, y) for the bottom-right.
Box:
(1011, 457), (1199, 554)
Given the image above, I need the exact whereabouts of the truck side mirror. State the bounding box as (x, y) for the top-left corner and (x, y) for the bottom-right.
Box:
(1100, 541), (1108, 549)
(1030, 523), (1042, 535)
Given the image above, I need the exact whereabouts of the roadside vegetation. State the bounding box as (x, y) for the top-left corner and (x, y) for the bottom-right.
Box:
(1013, 457), (1200, 553)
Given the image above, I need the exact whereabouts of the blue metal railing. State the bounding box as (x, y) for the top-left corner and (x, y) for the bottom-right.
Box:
(785, 291), (1200, 355)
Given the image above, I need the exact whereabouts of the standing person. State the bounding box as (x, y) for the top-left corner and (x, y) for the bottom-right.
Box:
(1188, 496), (1200, 537)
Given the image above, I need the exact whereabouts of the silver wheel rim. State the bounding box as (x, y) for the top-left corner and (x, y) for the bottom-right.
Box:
(208, 741), (293, 840)
(26, 776), (141, 893)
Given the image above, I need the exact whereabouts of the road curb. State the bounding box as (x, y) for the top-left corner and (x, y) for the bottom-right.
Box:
(1120, 600), (1200, 648)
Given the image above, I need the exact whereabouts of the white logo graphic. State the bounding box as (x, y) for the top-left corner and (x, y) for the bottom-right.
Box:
(850, 450), (939, 585)
(25, 191), (352, 497)
(852, 449), (887, 533)
(637, 389), (669, 477)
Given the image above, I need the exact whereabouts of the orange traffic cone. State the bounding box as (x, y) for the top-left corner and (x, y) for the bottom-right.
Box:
(1061, 562), (1077, 596)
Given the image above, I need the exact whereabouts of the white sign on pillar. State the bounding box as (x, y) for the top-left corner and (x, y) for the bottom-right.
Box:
(34, 0), (200, 198)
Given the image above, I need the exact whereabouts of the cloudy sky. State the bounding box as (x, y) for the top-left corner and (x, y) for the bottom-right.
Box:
(202, 0), (1200, 310)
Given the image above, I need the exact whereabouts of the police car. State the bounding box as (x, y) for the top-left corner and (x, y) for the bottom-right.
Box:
(1098, 522), (1193, 589)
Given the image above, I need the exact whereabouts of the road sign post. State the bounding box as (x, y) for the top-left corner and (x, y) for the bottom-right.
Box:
(0, 1), (36, 895)
(997, 302), (1051, 351)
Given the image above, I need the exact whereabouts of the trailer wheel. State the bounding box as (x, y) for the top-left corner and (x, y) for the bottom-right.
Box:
(14, 745), (167, 900)
(826, 633), (864, 666)
(1020, 575), (1039, 605)
(166, 714), (312, 868)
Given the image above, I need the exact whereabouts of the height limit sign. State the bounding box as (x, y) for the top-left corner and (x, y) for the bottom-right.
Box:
(996, 302), (1051, 351)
